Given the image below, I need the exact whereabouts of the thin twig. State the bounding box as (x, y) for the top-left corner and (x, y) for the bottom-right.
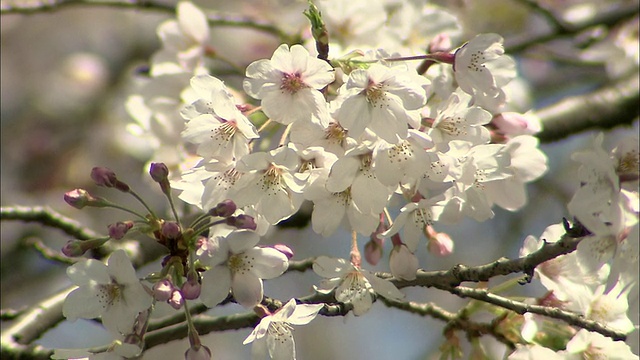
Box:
(23, 237), (77, 265)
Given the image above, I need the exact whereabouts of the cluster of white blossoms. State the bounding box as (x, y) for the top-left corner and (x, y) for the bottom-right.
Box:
(511, 134), (639, 359)
(52, 1), (639, 360)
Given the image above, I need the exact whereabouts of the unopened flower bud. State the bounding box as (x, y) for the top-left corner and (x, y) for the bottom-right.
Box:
(61, 237), (108, 257)
(168, 289), (184, 309)
(64, 189), (106, 209)
(149, 162), (171, 194)
(208, 199), (237, 218)
(149, 162), (169, 183)
(185, 345), (211, 360)
(429, 33), (452, 53)
(161, 221), (181, 239)
(389, 244), (418, 281)
(91, 167), (130, 192)
(491, 112), (541, 137)
(364, 238), (383, 266)
(108, 221), (134, 240)
(153, 279), (175, 302)
(226, 214), (257, 231)
(181, 272), (201, 300)
(426, 226), (454, 257)
(61, 240), (87, 257)
(272, 244), (294, 259)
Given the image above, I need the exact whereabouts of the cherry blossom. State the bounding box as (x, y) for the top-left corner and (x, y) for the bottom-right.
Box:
(181, 74), (259, 161)
(62, 250), (153, 336)
(313, 256), (404, 316)
(332, 63), (427, 143)
(230, 145), (305, 224)
(243, 44), (334, 125)
(243, 299), (323, 360)
(199, 230), (288, 308)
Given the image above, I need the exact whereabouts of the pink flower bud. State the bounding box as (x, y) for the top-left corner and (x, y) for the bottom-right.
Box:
(272, 244), (294, 259)
(168, 289), (184, 309)
(61, 237), (108, 257)
(90, 166), (130, 192)
(64, 189), (105, 209)
(108, 221), (133, 240)
(185, 345), (212, 360)
(149, 162), (169, 183)
(61, 239), (87, 257)
(153, 279), (175, 302)
(364, 238), (383, 266)
(491, 112), (541, 136)
(429, 33), (452, 53)
(427, 231), (454, 257)
(161, 221), (181, 239)
(226, 214), (257, 231)
(208, 199), (237, 218)
(181, 272), (201, 300)
(389, 244), (418, 281)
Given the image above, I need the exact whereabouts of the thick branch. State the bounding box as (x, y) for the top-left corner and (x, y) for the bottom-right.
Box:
(0, 287), (72, 360)
(1, 206), (99, 240)
(0, 0), (294, 42)
(535, 73), (640, 143)
(505, 5), (639, 53)
(387, 232), (583, 289)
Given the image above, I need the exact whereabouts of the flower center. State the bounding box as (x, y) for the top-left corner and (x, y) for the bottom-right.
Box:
(438, 116), (466, 136)
(228, 253), (255, 275)
(324, 122), (348, 145)
(365, 81), (386, 108)
(212, 121), (237, 143)
(268, 322), (293, 338)
(280, 73), (306, 94)
(261, 164), (284, 194)
(98, 282), (123, 307)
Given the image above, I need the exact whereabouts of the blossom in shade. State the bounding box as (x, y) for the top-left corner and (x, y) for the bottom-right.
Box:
(243, 299), (323, 360)
(313, 256), (404, 315)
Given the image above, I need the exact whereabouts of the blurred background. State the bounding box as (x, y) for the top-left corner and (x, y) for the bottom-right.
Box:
(1, 0), (638, 358)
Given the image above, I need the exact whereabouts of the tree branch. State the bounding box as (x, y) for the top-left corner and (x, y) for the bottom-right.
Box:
(505, 5), (639, 53)
(0, 287), (72, 360)
(0, 0), (295, 43)
(1, 206), (100, 240)
(535, 72), (640, 143)
(446, 286), (626, 341)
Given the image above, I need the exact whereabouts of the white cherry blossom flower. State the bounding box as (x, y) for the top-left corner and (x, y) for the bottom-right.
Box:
(243, 298), (323, 360)
(243, 44), (334, 125)
(326, 143), (394, 217)
(313, 256), (404, 316)
(62, 250), (153, 336)
(230, 145), (305, 224)
(181, 74), (259, 161)
(151, 1), (210, 75)
(568, 133), (626, 235)
(519, 223), (599, 301)
(372, 129), (434, 187)
(199, 230), (288, 308)
(565, 329), (639, 359)
(173, 157), (242, 210)
(483, 135), (548, 211)
(453, 33), (516, 112)
(427, 89), (491, 151)
(382, 195), (445, 252)
(389, 243), (418, 281)
(333, 63), (427, 143)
